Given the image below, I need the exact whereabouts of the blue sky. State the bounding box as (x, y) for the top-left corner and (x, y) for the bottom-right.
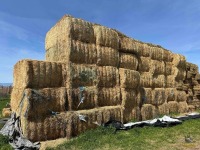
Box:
(0, 0), (200, 83)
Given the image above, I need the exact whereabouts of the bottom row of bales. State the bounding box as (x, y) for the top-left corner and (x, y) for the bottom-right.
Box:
(19, 101), (189, 142)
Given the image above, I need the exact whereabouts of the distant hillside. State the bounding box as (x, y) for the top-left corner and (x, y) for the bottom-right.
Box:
(0, 83), (12, 87)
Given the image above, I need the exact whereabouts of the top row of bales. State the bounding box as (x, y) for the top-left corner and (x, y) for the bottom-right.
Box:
(45, 15), (174, 65)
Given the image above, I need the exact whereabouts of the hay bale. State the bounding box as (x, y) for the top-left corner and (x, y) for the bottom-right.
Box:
(130, 40), (151, 57)
(193, 87), (200, 96)
(45, 24), (60, 51)
(45, 16), (95, 62)
(138, 56), (151, 72)
(11, 88), (25, 112)
(165, 88), (177, 102)
(69, 64), (97, 88)
(36, 120), (45, 141)
(45, 15), (72, 50)
(177, 91), (187, 102)
(71, 18), (95, 43)
(13, 59), (65, 89)
(163, 50), (173, 62)
(139, 88), (153, 105)
(186, 71), (193, 79)
(176, 82), (185, 91)
(98, 87), (121, 107)
(122, 106), (141, 123)
(70, 40), (97, 64)
(102, 108), (111, 123)
(188, 89), (194, 97)
(172, 54), (186, 69)
(188, 105), (195, 112)
(137, 43), (151, 57)
(188, 99), (200, 109)
(45, 46), (57, 62)
(97, 66), (119, 87)
(121, 88), (137, 109)
(121, 88), (140, 122)
(2, 108), (11, 117)
(141, 104), (158, 120)
(109, 106), (123, 122)
(93, 25), (119, 49)
(140, 72), (153, 88)
(119, 36), (139, 54)
(153, 75), (166, 88)
(45, 16), (71, 62)
(46, 35), (71, 62)
(51, 62), (59, 87)
(57, 35), (72, 61)
(26, 121), (37, 141)
(20, 88), (68, 120)
(165, 62), (173, 76)
(158, 103), (169, 115)
(13, 59), (31, 89)
(195, 73), (200, 81)
(38, 61), (45, 88)
(151, 88), (166, 106)
(72, 113), (83, 136)
(192, 80), (199, 86)
(67, 86), (98, 111)
(166, 75), (177, 88)
(96, 45), (119, 67)
(119, 69), (140, 89)
(119, 53), (138, 70)
(186, 62), (199, 73)
(45, 61), (52, 86)
(135, 107), (141, 121)
(150, 60), (165, 75)
(168, 101), (178, 114)
(134, 91), (142, 107)
(100, 106), (122, 123)
(24, 112), (73, 141)
(178, 102), (189, 113)
(150, 47), (164, 61)
(177, 69), (186, 82)
(45, 16), (95, 50)
(73, 110), (97, 135)
(172, 67), (186, 81)
(120, 40), (151, 57)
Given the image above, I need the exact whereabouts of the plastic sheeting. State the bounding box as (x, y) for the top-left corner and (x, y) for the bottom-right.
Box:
(0, 113), (40, 150)
(124, 115), (182, 129)
(124, 113), (200, 129)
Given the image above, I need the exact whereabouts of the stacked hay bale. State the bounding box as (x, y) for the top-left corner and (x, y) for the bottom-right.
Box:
(10, 15), (200, 142)
(118, 33), (173, 121)
(171, 54), (188, 113)
(10, 59), (71, 142)
(184, 62), (200, 110)
(93, 25), (121, 109)
(119, 56), (140, 122)
(11, 59), (67, 113)
(12, 15), (123, 141)
(135, 43), (173, 119)
(118, 33), (143, 122)
(45, 15), (122, 110)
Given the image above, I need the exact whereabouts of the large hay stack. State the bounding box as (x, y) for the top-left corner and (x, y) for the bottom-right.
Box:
(11, 15), (200, 142)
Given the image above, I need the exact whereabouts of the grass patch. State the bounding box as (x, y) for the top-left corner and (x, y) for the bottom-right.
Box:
(0, 98), (12, 150)
(47, 119), (200, 150)
(0, 134), (12, 150)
